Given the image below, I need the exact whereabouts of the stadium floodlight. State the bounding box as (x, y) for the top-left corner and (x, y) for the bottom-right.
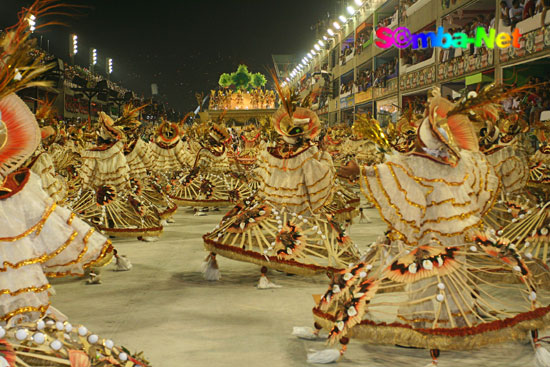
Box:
(91, 48), (98, 65)
(71, 34), (78, 55)
(28, 14), (36, 32)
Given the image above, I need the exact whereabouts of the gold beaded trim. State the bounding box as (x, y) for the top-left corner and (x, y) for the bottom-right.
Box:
(0, 231), (78, 271)
(0, 203), (57, 242)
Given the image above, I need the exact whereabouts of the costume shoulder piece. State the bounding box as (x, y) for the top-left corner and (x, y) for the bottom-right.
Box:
(0, 95), (41, 179)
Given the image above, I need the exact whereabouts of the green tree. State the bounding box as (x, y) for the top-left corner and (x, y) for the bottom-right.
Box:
(231, 65), (252, 90)
(218, 73), (233, 88)
(250, 72), (267, 88)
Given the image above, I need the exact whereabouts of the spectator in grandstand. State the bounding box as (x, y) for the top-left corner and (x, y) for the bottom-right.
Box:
(537, 0), (550, 26)
(523, 0), (536, 19)
(509, 0), (524, 29)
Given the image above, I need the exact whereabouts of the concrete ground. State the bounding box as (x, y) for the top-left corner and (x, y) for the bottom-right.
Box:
(50, 207), (542, 367)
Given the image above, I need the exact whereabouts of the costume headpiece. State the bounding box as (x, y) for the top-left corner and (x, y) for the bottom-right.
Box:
(97, 111), (122, 141)
(270, 72), (320, 144)
(415, 88), (479, 165)
(0, 1), (59, 179)
(157, 118), (180, 144)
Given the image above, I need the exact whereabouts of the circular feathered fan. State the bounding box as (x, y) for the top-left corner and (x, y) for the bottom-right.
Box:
(96, 185), (116, 206)
(275, 222), (306, 259)
(272, 107), (320, 140)
(199, 179), (214, 198)
(130, 177), (142, 196)
(0, 93), (41, 179)
(386, 246), (460, 283)
(129, 196), (145, 216)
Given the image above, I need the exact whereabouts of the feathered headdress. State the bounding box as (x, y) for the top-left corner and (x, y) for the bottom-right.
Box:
(97, 111), (123, 141)
(0, 1), (68, 179)
(35, 96), (57, 124)
(270, 70), (320, 143)
(415, 88), (479, 166)
(156, 118), (180, 144)
(115, 103), (146, 134)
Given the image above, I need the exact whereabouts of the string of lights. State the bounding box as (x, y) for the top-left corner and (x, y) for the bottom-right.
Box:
(283, 0), (366, 87)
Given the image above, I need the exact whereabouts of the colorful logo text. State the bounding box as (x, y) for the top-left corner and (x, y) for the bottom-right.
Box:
(375, 26), (522, 49)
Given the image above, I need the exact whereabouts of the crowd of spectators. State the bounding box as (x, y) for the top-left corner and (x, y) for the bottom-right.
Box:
(500, 0), (549, 29)
(377, 7), (398, 28)
(502, 77), (550, 124)
(63, 64), (129, 95)
(401, 47), (433, 66)
(354, 28), (372, 55)
(27, 46), (131, 96)
(402, 96), (427, 114)
(340, 44), (355, 65)
(353, 57), (399, 92)
(29, 48), (56, 64)
(439, 15), (493, 63)
(400, 0), (420, 21)
(340, 79), (355, 95)
(356, 69), (373, 92)
(372, 58), (398, 87)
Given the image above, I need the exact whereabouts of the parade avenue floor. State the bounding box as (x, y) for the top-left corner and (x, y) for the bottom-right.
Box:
(49, 207), (541, 367)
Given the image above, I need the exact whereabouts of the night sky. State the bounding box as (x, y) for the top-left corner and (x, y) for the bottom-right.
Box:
(1, 0), (338, 112)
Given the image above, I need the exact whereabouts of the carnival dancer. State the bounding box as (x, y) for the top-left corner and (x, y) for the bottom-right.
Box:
(169, 113), (253, 213)
(297, 88), (550, 366)
(202, 83), (361, 287)
(0, 1), (113, 323)
(70, 111), (163, 241)
(122, 105), (178, 223)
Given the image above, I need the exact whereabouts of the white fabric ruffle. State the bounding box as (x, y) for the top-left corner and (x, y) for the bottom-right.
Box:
(0, 172), (111, 322)
(255, 145), (334, 215)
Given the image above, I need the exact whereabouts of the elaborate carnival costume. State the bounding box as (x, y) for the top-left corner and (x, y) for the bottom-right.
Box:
(149, 118), (194, 177)
(310, 125), (362, 223)
(70, 112), (163, 239)
(168, 117), (253, 209)
(0, 4), (148, 364)
(203, 90), (361, 286)
(497, 125), (550, 263)
(0, 316), (149, 367)
(476, 109), (533, 234)
(0, 8), (113, 324)
(299, 89), (550, 365)
(232, 123), (265, 167)
(122, 106), (178, 221)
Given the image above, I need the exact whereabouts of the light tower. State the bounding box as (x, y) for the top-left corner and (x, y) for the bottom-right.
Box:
(69, 34), (78, 64)
(90, 48), (97, 72)
(107, 58), (113, 79)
